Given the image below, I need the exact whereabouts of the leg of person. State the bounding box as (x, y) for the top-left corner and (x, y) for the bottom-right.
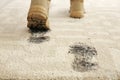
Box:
(70, 0), (84, 18)
(27, 0), (51, 32)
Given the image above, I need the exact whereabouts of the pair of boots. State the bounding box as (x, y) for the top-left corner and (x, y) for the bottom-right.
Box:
(27, 0), (84, 32)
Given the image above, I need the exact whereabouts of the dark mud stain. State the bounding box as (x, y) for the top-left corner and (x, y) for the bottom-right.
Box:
(28, 30), (50, 44)
(68, 42), (98, 72)
(29, 27), (50, 33)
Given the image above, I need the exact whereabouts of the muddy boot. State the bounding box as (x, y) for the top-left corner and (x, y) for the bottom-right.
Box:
(27, 0), (51, 32)
(70, 0), (84, 18)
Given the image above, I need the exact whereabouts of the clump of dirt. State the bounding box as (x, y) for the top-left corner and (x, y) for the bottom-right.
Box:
(69, 42), (98, 72)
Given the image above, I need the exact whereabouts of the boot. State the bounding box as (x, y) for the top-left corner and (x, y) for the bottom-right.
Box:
(70, 0), (84, 18)
(27, 0), (51, 32)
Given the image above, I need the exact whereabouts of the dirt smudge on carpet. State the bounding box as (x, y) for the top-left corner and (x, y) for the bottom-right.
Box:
(68, 42), (98, 72)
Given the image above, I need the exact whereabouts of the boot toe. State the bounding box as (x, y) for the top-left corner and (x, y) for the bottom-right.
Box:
(27, 16), (50, 33)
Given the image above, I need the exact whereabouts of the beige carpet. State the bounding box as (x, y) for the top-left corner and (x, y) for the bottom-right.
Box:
(0, 0), (120, 79)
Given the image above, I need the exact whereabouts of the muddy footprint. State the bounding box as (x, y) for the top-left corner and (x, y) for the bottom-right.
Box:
(68, 42), (98, 72)
(28, 30), (50, 44)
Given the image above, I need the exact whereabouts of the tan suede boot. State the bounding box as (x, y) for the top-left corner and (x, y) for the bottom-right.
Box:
(27, 0), (51, 32)
(70, 0), (84, 18)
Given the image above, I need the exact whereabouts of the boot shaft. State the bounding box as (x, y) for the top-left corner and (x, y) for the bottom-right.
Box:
(29, 0), (51, 16)
(30, 0), (50, 10)
(70, 0), (84, 18)
(70, 0), (84, 11)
